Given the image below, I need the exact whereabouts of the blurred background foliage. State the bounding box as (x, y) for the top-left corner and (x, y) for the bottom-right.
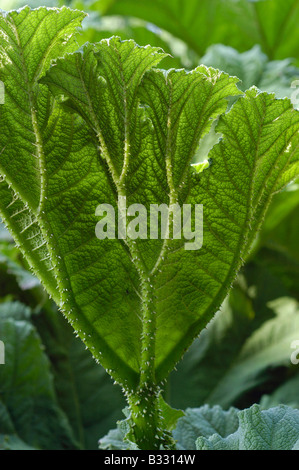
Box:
(0, 0), (298, 450)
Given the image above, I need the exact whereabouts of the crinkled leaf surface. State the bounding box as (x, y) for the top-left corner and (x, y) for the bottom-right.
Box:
(100, 403), (299, 450)
(172, 405), (239, 451)
(0, 6), (86, 305)
(0, 8), (299, 391)
(99, 409), (139, 450)
(196, 404), (299, 450)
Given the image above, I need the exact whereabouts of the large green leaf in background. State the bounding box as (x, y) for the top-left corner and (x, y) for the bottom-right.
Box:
(173, 406), (239, 451)
(32, 307), (126, 449)
(99, 403), (299, 450)
(0, 303), (78, 450)
(1, 7), (299, 392)
(94, 0), (299, 63)
(252, 185), (299, 300)
(0, 300), (125, 449)
(201, 44), (299, 99)
(167, 294), (299, 410)
(261, 374), (299, 409)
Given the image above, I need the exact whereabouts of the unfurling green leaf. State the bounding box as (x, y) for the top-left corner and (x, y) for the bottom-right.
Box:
(0, 6), (299, 449)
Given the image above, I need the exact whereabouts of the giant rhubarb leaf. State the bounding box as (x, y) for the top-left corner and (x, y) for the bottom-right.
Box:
(0, 6), (299, 448)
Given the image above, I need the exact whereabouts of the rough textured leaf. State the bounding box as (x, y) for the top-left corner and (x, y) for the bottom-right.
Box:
(43, 43), (299, 385)
(196, 404), (299, 450)
(99, 418), (139, 450)
(99, 403), (299, 450)
(1, 9), (299, 396)
(0, 6), (86, 304)
(41, 41), (243, 386)
(173, 405), (239, 450)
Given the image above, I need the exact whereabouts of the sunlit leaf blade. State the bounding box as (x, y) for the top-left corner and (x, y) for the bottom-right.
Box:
(0, 180), (57, 300)
(43, 33), (299, 386)
(0, 7), (299, 393)
(41, 38), (168, 179)
(39, 38), (168, 387)
(41, 42), (243, 385)
(0, 7), (86, 303)
(0, 6), (86, 208)
(42, 109), (143, 387)
(145, 87), (299, 382)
